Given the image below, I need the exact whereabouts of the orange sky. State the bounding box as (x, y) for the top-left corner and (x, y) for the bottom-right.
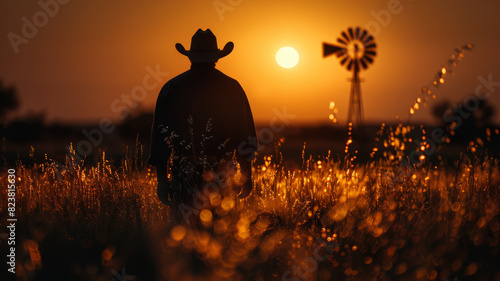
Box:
(1, 0), (500, 126)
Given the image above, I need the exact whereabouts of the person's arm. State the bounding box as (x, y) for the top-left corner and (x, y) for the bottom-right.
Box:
(156, 164), (172, 205)
(148, 82), (172, 167)
(235, 82), (257, 198)
(149, 82), (174, 205)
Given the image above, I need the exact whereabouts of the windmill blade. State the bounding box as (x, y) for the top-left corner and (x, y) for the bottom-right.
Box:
(360, 58), (368, 69)
(355, 27), (361, 39)
(337, 53), (347, 62)
(348, 27), (355, 41)
(323, 43), (344, 58)
(341, 31), (350, 42)
(359, 29), (368, 41)
(363, 55), (374, 64)
(363, 36), (374, 44)
(365, 43), (376, 50)
(362, 53), (375, 65)
(340, 56), (349, 66)
(337, 37), (348, 46)
(364, 50), (376, 57)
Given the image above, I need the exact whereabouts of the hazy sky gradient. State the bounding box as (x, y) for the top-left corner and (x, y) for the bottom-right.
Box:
(1, 0), (500, 125)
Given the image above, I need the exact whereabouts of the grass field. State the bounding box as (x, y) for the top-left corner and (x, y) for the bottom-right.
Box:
(1, 127), (500, 281)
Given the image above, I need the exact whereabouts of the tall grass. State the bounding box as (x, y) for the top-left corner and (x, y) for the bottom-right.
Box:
(1, 137), (499, 280)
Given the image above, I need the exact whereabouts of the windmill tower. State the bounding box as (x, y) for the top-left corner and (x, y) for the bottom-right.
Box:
(323, 27), (377, 129)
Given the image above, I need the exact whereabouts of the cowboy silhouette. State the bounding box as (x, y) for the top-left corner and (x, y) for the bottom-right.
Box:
(148, 29), (257, 217)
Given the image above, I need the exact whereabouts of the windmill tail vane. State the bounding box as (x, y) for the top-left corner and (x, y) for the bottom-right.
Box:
(323, 26), (377, 129)
(323, 44), (344, 58)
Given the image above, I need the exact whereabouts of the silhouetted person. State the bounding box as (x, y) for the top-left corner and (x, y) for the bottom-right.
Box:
(148, 29), (257, 220)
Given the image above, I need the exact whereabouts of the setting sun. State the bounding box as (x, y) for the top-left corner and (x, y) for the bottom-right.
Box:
(276, 46), (299, 69)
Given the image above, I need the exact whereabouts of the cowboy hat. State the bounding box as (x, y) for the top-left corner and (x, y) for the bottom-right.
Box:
(175, 29), (234, 62)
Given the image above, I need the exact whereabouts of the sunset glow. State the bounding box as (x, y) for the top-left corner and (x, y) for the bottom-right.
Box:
(276, 47), (299, 69)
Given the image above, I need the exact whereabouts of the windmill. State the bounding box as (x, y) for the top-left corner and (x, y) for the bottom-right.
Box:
(323, 27), (377, 129)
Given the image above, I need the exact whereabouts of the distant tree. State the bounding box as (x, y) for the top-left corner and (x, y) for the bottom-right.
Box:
(432, 98), (495, 127)
(6, 111), (46, 142)
(118, 111), (154, 142)
(471, 99), (496, 128)
(432, 96), (496, 143)
(431, 100), (452, 126)
(0, 80), (20, 121)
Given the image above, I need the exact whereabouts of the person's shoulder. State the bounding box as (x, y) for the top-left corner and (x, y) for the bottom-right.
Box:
(214, 69), (241, 84)
(166, 70), (190, 85)
(158, 71), (189, 93)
